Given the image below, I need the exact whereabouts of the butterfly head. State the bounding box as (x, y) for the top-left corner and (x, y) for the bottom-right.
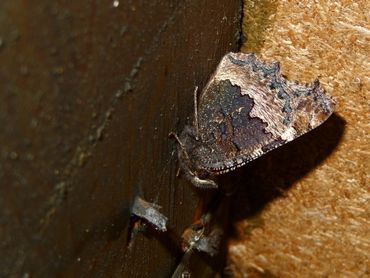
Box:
(176, 125), (218, 188)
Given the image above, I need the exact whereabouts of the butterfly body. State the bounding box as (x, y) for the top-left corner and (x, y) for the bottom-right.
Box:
(175, 52), (335, 188)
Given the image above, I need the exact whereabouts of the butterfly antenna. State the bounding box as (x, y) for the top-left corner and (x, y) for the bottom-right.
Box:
(193, 86), (200, 140)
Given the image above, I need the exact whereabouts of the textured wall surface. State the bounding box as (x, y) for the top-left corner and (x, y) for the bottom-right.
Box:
(228, 1), (369, 277)
(0, 1), (241, 276)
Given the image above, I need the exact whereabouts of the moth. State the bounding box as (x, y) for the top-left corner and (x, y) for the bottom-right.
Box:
(171, 52), (335, 188)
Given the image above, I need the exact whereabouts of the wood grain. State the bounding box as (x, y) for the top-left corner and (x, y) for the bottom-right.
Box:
(0, 1), (241, 276)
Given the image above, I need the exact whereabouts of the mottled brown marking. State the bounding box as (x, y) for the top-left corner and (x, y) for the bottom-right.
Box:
(293, 113), (310, 131)
(175, 52), (335, 188)
(297, 99), (310, 110)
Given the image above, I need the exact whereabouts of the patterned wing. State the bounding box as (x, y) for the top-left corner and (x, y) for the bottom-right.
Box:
(194, 52), (335, 174)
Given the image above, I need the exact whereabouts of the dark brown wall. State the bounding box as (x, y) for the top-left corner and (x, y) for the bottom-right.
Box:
(0, 1), (241, 277)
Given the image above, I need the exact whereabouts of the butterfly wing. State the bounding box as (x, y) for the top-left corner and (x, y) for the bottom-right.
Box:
(195, 52), (335, 174)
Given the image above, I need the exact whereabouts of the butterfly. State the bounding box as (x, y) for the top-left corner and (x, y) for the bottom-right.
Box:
(170, 52), (335, 188)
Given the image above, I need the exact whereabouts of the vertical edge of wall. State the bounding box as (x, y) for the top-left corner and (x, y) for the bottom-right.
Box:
(0, 0), (241, 276)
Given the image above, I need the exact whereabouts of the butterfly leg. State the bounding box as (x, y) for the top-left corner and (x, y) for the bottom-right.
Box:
(168, 132), (190, 161)
(182, 168), (218, 189)
(193, 86), (200, 140)
(169, 131), (192, 177)
(175, 165), (181, 177)
(191, 175), (218, 189)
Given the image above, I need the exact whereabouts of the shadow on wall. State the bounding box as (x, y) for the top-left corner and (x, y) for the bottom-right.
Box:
(220, 113), (345, 232)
